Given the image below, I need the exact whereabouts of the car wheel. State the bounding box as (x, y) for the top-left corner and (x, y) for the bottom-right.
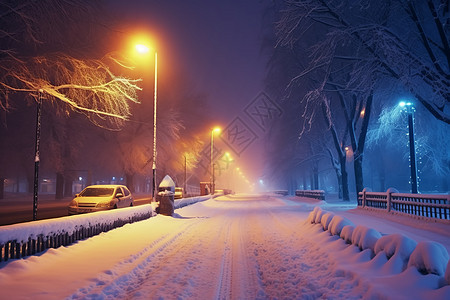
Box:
(130, 202), (133, 207)
(113, 204), (117, 209)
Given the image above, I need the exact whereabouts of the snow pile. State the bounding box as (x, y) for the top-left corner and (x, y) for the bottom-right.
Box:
(0, 205), (154, 244)
(352, 225), (382, 252)
(320, 212), (334, 231)
(328, 215), (354, 236)
(374, 233), (417, 273)
(408, 241), (449, 276)
(174, 195), (211, 209)
(306, 208), (450, 283)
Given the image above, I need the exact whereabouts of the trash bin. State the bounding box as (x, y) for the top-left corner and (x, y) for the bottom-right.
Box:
(156, 175), (176, 216)
(157, 190), (174, 216)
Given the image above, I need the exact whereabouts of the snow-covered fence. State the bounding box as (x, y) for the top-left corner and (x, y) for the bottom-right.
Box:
(185, 184), (201, 197)
(174, 195), (211, 209)
(0, 205), (153, 262)
(295, 190), (325, 201)
(273, 190), (289, 196)
(358, 188), (450, 220)
(307, 207), (450, 285)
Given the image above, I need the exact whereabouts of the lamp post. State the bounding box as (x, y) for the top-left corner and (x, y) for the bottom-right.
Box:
(399, 101), (418, 193)
(33, 89), (43, 221)
(136, 44), (158, 201)
(210, 127), (221, 194)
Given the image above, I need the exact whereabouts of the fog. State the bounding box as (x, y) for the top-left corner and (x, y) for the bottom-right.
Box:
(0, 0), (448, 200)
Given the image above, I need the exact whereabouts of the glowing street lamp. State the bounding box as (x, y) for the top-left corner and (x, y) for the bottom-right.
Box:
(210, 127), (221, 194)
(399, 100), (418, 193)
(135, 43), (158, 200)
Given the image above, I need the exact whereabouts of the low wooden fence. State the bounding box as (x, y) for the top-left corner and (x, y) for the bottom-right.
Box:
(295, 190), (326, 201)
(273, 190), (289, 196)
(0, 209), (152, 262)
(358, 189), (449, 220)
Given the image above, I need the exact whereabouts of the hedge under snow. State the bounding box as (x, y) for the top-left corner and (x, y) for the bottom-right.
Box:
(306, 206), (450, 285)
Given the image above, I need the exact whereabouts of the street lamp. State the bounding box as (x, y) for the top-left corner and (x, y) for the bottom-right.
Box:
(399, 101), (418, 193)
(33, 89), (43, 221)
(210, 127), (221, 194)
(135, 44), (158, 200)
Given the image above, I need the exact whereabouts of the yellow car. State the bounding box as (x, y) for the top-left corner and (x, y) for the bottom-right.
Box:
(174, 187), (184, 199)
(68, 185), (133, 215)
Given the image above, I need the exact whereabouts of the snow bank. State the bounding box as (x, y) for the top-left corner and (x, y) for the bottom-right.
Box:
(328, 215), (354, 236)
(351, 225), (382, 252)
(314, 208), (325, 224)
(174, 195), (211, 209)
(0, 205), (154, 244)
(374, 234), (417, 260)
(306, 207), (450, 284)
(408, 241), (449, 276)
(306, 206), (322, 224)
(340, 225), (354, 244)
(320, 212), (335, 230)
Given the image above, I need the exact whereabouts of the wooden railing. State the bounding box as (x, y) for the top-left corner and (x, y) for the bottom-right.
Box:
(358, 188), (449, 220)
(295, 190), (326, 201)
(273, 190), (289, 196)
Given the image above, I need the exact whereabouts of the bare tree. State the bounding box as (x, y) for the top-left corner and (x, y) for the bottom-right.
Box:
(1, 54), (141, 129)
(0, 0), (141, 128)
(277, 0), (449, 124)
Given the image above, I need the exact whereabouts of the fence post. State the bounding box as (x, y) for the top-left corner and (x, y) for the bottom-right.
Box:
(386, 188), (398, 213)
(387, 190), (391, 212)
(362, 188), (366, 208)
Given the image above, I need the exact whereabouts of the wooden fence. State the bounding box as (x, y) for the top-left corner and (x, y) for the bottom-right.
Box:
(273, 190), (289, 196)
(358, 189), (449, 220)
(0, 211), (152, 262)
(295, 190), (326, 201)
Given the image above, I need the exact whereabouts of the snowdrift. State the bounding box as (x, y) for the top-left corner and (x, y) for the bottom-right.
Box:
(0, 195), (210, 262)
(307, 207), (450, 285)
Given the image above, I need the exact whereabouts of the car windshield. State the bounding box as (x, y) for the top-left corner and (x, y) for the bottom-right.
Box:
(79, 188), (114, 197)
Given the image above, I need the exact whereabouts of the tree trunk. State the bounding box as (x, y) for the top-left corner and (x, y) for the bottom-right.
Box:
(302, 174), (307, 190)
(336, 172), (343, 199)
(354, 155), (364, 196)
(313, 164), (319, 190)
(340, 156), (350, 201)
(126, 173), (134, 193)
(0, 177), (4, 199)
(55, 172), (64, 199)
(64, 173), (73, 197)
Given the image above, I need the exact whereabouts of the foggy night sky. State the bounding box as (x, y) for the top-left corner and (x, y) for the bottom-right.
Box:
(107, 0), (271, 182)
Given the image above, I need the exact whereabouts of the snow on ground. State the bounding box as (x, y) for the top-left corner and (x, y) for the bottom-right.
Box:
(0, 194), (449, 299)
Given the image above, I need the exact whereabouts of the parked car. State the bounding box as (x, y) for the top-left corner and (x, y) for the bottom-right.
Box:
(174, 187), (184, 199)
(68, 185), (133, 215)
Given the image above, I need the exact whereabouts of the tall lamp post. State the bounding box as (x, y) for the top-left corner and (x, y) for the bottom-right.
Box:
(399, 101), (418, 193)
(136, 44), (158, 200)
(210, 127), (221, 194)
(33, 89), (43, 221)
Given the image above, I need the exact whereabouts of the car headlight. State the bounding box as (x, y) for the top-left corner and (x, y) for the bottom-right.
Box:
(96, 201), (112, 208)
(69, 200), (78, 207)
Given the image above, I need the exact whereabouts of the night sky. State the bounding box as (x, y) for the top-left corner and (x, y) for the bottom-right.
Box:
(107, 0), (271, 182)
(108, 0), (268, 120)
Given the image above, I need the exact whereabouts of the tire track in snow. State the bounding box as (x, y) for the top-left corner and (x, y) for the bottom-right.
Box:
(66, 220), (200, 299)
(215, 218), (233, 300)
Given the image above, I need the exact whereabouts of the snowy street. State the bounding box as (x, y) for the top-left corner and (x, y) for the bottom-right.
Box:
(0, 195), (449, 299)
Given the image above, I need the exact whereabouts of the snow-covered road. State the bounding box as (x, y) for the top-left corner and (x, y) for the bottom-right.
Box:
(0, 194), (448, 299)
